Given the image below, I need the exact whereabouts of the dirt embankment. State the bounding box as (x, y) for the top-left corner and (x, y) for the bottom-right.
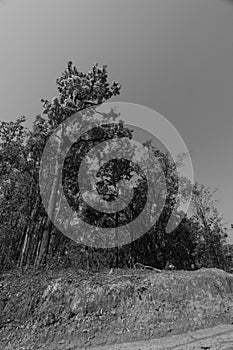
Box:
(1, 267), (233, 350)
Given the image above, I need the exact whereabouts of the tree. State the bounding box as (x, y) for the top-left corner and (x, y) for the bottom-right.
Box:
(168, 214), (198, 270)
(0, 117), (32, 269)
(35, 61), (122, 267)
(191, 183), (228, 269)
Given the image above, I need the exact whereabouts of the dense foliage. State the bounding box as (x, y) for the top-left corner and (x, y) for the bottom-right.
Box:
(0, 62), (230, 272)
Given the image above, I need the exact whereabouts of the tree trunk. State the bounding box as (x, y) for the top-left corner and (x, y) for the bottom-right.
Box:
(19, 225), (30, 272)
(36, 219), (53, 267)
(19, 194), (41, 269)
(115, 212), (119, 268)
(35, 127), (64, 268)
(33, 217), (46, 267)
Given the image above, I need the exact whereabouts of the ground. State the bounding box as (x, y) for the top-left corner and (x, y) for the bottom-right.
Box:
(1, 267), (233, 350)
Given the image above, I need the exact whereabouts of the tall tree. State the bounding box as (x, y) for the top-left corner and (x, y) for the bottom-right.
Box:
(35, 61), (121, 267)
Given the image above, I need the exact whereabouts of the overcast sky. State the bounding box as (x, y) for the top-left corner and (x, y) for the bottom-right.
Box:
(0, 0), (232, 240)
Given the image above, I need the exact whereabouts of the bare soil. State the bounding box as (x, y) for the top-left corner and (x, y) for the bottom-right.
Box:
(1, 267), (233, 350)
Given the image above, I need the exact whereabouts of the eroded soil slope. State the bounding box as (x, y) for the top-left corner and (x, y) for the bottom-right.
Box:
(1, 267), (233, 350)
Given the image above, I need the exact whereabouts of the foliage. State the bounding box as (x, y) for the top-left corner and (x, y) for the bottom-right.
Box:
(191, 183), (228, 270)
(0, 62), (229, 273)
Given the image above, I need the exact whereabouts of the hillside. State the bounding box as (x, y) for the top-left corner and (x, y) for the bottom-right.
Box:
(1, 267), (233, 350)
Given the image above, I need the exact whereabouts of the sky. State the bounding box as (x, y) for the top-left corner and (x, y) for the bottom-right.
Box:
(0, 0), (232, 240)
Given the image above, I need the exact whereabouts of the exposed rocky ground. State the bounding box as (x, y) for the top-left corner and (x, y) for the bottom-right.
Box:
(1, 267), (233, 350)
